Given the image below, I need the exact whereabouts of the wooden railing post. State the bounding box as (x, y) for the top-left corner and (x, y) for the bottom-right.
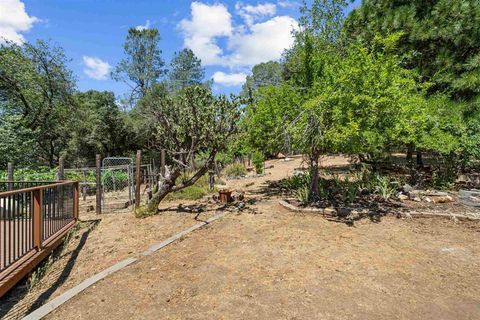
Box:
(33, 189), (43, 250)
(73, 182), (79, 219)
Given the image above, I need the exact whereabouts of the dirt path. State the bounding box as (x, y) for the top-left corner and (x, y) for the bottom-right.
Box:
(43, 156), (480, 320)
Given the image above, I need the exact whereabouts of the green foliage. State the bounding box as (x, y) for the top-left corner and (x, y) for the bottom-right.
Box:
(241, 61), (284, 101)
(0, 167), (57, 181)
(280, 173), (311, 191)
(252, 151), (265, 174)
(68, 90), (135, 166)
(0, 40), (76, 167)
(223, 163), (247, 177)
(168, 48), (205, 92)
(344, 0), (480, 101)
(112, 28), (166, 103)
(294, 186), (310, 205)
(244, 84), (301, 157)
(373, 174), (395, 201)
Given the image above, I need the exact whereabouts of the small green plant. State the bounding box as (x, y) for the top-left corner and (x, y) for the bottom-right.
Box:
(346, 181), (358, 203)
(223, 163), (247, 177)
(280, 172), (310, 191)
(252, 151), (265, 174)
(294, 185), (310, 205)
(373, 174), (395, 200)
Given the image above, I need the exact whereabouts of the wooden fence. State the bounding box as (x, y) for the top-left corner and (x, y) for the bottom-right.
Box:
(0, 181), (79, 298)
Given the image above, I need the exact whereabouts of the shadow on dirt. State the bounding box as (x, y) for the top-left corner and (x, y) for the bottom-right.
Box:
(0, 219), (100, 319)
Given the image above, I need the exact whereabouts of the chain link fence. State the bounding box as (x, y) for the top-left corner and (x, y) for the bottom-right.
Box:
(101, 157), (134, 212)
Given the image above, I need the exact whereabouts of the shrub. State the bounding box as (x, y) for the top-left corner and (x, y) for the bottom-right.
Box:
(294, 185), (310, 205)
(252, 151), (265, 174)
(223, 163), (247, 177)
(280, 172), (310, 191)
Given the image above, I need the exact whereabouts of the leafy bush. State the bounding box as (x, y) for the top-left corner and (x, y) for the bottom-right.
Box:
(0, 167), (57, 181)
(252, 150), (265, 174)
(223, 163), (247, 177)
(294, 186), (310, 205)
(280, 172), (310, 191)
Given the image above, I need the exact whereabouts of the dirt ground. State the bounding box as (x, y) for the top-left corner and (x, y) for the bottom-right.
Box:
(2, 155), (480, 319)
(0, 197), (218, 319)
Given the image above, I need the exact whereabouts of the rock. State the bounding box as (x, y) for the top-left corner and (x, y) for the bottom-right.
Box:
(424, 196), (433, 203)
(402, 184), (414, 193)
(323, 207), (337, 216)
(337, 208), (351, 217)
(398, 194), (408, 201)
(231, 191), (245, 202)
(293, 170), (306, 177)
(431, 195), (454, 203)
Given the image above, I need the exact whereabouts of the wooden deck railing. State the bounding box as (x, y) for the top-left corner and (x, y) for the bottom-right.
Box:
(0, 181), (79, 298)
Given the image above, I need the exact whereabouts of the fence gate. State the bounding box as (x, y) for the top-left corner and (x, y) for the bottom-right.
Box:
(101, 157), (134, 211)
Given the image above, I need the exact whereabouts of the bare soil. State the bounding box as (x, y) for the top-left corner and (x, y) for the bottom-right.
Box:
(2, 155), (480, 319)
(45, 156), (480, 320)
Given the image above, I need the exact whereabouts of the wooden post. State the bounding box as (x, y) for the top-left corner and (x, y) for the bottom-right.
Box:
(33, 189), (43, 250)
(7, 162), (14, 191)
(96, 154), (102, 214)
(73, 182), (79, 219)
(135, 150), (141, 208)
(160, 149), (166, 178)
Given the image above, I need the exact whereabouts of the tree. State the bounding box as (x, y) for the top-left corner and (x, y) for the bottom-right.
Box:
(168, 48), (204, 92)
(137, 85), (240, 214)
(286, 0), (348, 201)
(243, 83), (301, 157)
(241, 61), (283, 101)
(67, 90), (134, 166)
(112, 28), (166, 104)
(344, 0), (480, 101)
(0, 40), (76, 167)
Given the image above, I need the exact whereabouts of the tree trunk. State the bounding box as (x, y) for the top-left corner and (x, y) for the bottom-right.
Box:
(406, 143), (414, 167)
(144, 150), (217, 215)
(145, 169), (180, 214)
(416, 150), (424, 168)
(308, 152), (320, 203)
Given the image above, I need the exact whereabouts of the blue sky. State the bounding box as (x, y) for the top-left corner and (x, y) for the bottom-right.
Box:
(1, 0), (361, 97)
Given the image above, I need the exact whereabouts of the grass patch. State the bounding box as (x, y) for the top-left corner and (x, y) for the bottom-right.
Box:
(165, 173), (215, 201)
(223, 163), (247, 177)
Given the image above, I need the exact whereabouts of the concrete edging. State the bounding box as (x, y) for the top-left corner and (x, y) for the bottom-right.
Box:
(23, 212), (227, 320)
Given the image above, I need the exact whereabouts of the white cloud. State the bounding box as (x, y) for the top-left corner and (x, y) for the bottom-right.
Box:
(135, 20), (151, 31)
(228, 15), (297, 67)
(179, 1), (297, 71)
(236, 2), (276, 26)
(179, 2), (232, 65)
(0, 0), (38, 44)
(277, 0), (299, 8)
(213, 71), (247, 87)
(82, 56), (111, 80)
